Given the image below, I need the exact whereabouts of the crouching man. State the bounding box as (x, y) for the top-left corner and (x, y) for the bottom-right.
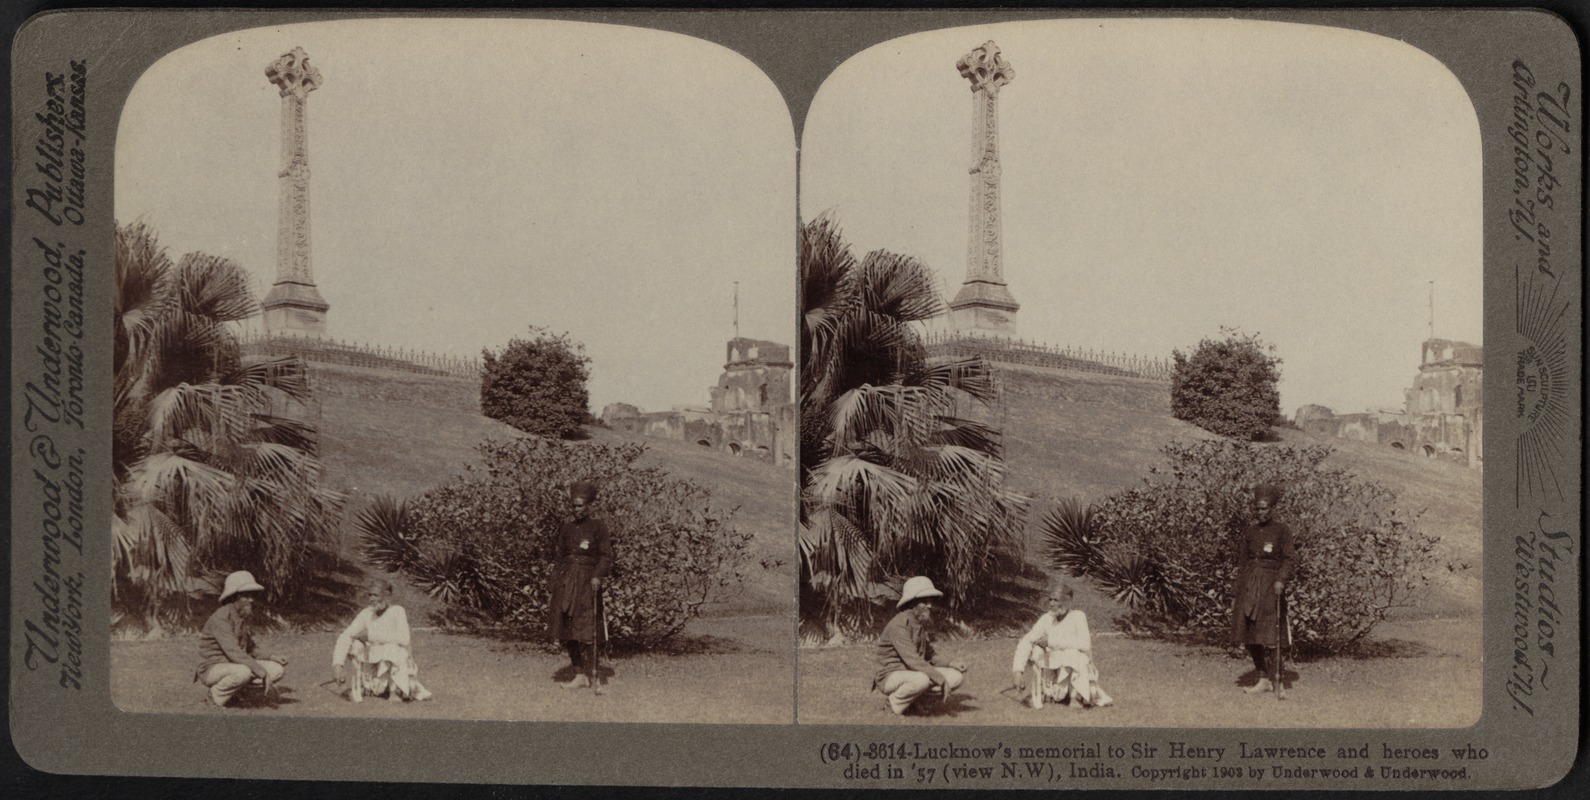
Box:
(196, 571), (288, 707)
(874, 576), (967, 715)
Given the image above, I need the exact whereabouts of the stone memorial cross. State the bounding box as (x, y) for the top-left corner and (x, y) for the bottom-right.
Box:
(949, 41), (1021, 337)
(261, 46), (330, 337)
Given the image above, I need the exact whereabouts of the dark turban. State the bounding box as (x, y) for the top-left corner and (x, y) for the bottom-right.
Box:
(570, 481), (599, 502)
(1253, 484), (1282, 504)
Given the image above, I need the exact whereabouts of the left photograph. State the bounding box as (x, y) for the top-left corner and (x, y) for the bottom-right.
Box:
(110, 19), (796, 723)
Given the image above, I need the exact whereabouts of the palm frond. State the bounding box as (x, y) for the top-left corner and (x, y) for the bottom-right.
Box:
(906, 357), (998, 405)
(857, 249), (944, 324)
(355, 496), (420, 571)
(177, 252), (259, 323)
(925, 416), (1002, 454)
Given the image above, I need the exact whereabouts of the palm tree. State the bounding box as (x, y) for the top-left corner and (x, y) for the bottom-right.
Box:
(113, 221), (343, 628)
(799, 214), (1025, 635)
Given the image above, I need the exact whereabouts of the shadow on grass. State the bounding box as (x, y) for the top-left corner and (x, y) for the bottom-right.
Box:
(1235, 667), (1302, 689)
(271, 546), (371, 630)
(1123, 633), (1438, 667)
(224, 684), (301, 710)
(551, 664), (617, 684)
(904, 690), (979, 718)
(627, 633), (755, 657)
(1337, 638), (1436, 660)
(471, 630), (760, 660)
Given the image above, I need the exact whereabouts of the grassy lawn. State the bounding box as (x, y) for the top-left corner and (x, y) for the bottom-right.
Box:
(113, 615), (792, 724)
(797, 618), (1479, 728)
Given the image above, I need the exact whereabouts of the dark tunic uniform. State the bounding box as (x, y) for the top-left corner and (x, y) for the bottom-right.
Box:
(1231, 520), (1296, 646)
(548, 516), (613, 644)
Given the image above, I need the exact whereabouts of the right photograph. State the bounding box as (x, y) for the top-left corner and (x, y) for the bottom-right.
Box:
(796, 18), (1483, 727)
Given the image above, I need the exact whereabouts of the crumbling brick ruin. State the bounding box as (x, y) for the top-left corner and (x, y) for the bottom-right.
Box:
(1296, 338), (1483, 469)
(600, 337), (796, 467)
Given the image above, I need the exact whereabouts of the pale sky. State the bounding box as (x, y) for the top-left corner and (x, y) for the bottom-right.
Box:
(117, 19), (795, 413)
(801, 19), (1483, 415)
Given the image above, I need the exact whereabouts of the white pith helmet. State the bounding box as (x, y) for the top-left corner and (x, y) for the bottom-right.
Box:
(219, 570), (265, 602)
(897, 576), (944, 608)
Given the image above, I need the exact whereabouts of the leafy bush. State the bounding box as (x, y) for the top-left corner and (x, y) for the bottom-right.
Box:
(1041, 440), (1442, 654)
(1171, 328), (1282, 440)
(480, 327), (592, 438)
(357, 437), (751, 647)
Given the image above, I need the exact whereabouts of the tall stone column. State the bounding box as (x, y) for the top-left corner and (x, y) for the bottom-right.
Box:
(261, 47), (330, 338)
(949, 41), (1019, 337)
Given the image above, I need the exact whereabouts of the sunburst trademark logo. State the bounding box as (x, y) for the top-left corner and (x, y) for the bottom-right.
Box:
(1514, 346), (1552, 422)
(1513, 276), (1572, 504)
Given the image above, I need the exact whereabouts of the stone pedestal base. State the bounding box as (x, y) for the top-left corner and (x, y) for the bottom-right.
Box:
(949, 280), (1019, 337)
(262, 281), (329, 338)
(949, 304), (1018, 337)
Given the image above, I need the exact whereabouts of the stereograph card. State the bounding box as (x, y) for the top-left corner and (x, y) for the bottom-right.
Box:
(7, 5), (1582, 792)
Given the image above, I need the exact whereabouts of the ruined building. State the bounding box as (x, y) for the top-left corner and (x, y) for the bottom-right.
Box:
(1296, 338), (1483, 469)
(600, 337), (796, 467)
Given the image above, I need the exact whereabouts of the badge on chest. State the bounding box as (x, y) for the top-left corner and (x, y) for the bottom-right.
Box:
(579, 539), (591, 551)
(1262, 542), (1274, 554)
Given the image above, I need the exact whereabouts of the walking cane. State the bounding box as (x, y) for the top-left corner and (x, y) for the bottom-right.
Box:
(590, 583), (604, 696)
(1275, 588), (1286, 701)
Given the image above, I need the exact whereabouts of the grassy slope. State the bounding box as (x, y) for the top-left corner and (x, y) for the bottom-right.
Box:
(998, 364), (1216, 502)
(991, 364), (1482, 626)
(310, 364), (793, 621)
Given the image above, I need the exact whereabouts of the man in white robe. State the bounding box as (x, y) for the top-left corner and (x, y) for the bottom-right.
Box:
(1011, 584), (1113, 709)
(333, 579), (433, 702)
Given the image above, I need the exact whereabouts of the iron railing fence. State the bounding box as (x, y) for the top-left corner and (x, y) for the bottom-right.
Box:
(238, 332), (481, 379)
(922, 332), (1172, 381)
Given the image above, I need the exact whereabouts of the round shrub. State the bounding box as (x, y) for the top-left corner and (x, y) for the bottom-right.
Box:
(357, 437), (751, 647)
(480, 327), (592, 439)
(1041, 439), (1443, 654)
(1171, 328), (1282, 440)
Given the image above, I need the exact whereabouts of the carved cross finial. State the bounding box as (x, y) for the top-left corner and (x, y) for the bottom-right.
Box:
(267, 47), (322, 99)
(957, 41), (1014, 94)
